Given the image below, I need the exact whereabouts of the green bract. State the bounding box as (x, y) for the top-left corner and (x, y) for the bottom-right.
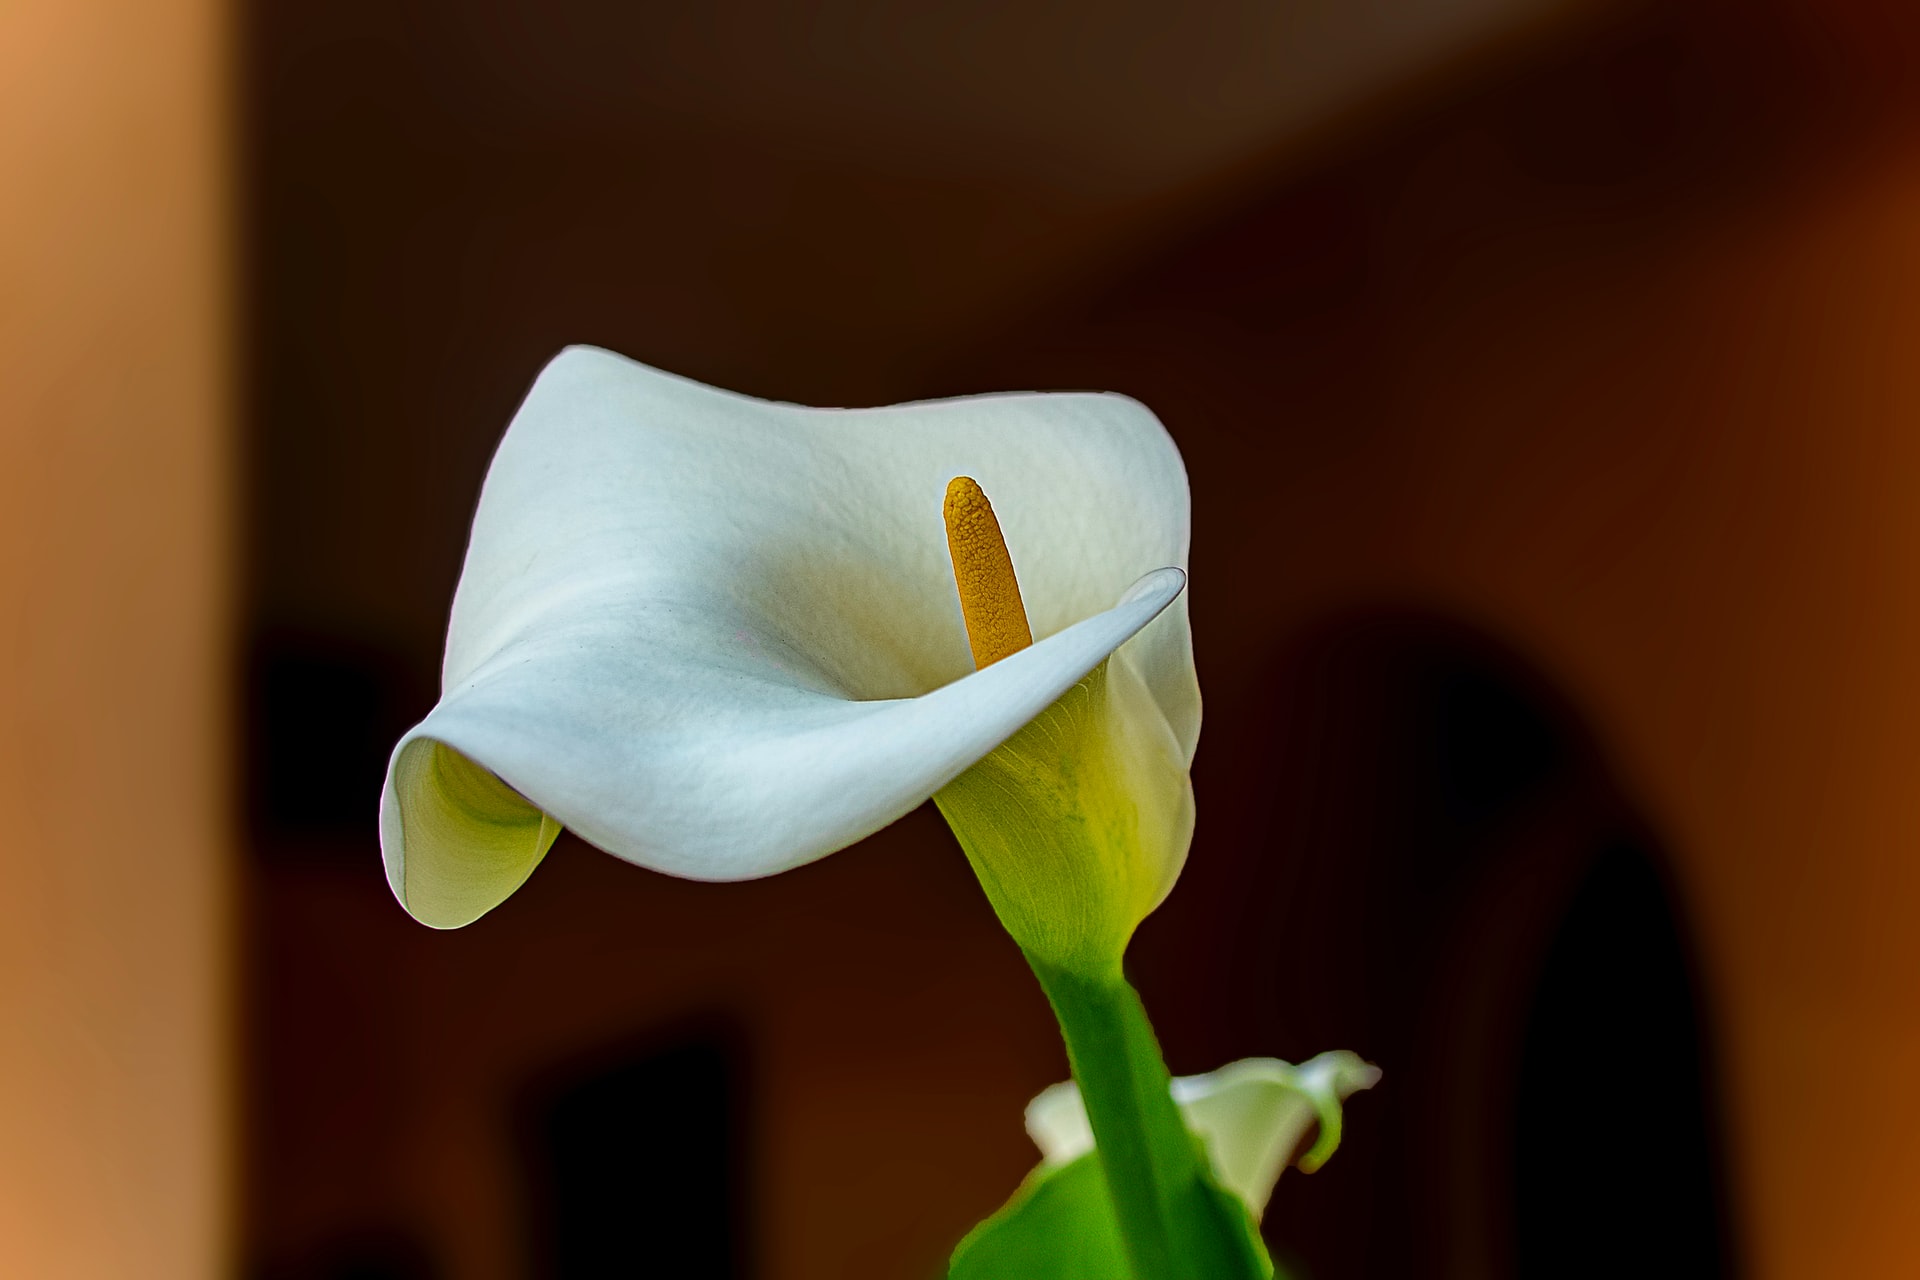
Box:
(936, 655), (1193, 976)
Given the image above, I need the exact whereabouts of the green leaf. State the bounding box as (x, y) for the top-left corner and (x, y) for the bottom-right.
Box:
(949, 1153), (1273, 1280)
(948, 1154), (1128, 1279)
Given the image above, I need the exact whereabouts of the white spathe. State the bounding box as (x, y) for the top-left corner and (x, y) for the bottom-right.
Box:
(1026, 1053), (1383, 1221)
(380, 346), (1198, 928)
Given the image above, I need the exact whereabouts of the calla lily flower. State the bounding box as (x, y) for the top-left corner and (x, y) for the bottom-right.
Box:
(380, 346), (1198, 970)
(1026, 1052), (1383, 1221)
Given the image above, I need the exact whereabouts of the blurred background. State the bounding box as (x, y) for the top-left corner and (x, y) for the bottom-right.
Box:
(6, 0), (1920, 1275)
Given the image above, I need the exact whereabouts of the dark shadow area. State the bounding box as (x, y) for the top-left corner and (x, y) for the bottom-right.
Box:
(515, 1026), (752, 1280)
(1515, 841), (1735, 1279)
(1148, 614), (1739, 1280)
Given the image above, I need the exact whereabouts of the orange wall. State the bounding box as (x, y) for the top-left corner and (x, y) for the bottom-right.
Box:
(0, 0), (231, 1274)
(1450, 140), (1920, 1279)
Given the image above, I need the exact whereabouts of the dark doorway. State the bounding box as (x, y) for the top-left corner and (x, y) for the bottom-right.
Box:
(1514, 842), (1734, 1278)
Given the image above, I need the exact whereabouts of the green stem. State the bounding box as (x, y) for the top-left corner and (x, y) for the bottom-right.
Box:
(1027, 955), (1269, 1280)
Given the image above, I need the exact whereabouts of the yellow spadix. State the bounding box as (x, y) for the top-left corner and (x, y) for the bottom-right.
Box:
(944, 475), (1034, 670)
(934, 477), (1194, 977)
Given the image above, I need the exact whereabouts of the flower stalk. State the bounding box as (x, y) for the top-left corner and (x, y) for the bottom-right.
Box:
(1028, 955), (1272, 1280)
(939, 473), (1265, 1273)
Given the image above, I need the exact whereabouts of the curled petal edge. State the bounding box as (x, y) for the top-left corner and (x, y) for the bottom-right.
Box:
(380, 567), (1188, 928)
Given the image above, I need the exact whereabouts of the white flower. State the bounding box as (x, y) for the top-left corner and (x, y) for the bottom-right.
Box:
(380, 346), (1199, 957)
(1025, 1052), (1383, 1221)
